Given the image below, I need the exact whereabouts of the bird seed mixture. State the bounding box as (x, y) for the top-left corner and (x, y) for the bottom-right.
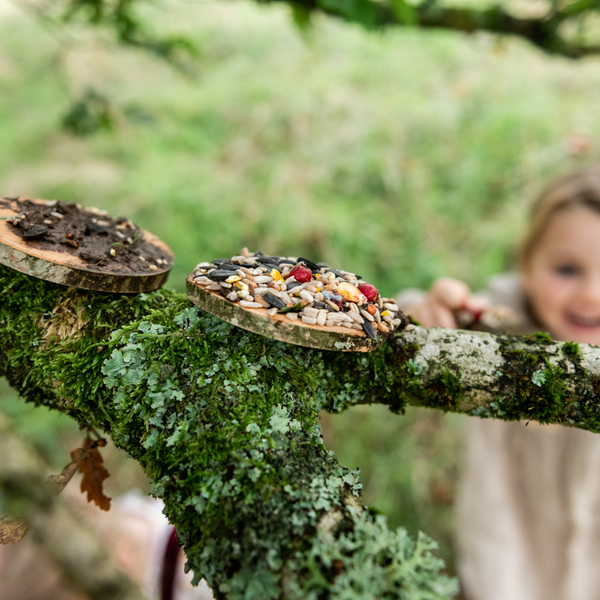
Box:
(191, 249), (407, 338)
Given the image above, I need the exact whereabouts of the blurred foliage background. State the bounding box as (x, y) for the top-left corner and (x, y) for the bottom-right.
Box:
(1, 0), (600, 586)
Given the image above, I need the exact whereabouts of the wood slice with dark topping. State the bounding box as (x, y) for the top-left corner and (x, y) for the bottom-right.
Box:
(0, 197), (173, 293)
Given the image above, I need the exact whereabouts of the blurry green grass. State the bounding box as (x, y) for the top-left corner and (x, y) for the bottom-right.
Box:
(1, 0), (600, 580)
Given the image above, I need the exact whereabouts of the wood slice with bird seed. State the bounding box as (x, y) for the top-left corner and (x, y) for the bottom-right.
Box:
(0, 197), (173, 293)
(187, 250), (408, 351)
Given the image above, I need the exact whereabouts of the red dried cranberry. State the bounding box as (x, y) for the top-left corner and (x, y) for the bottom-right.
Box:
(289, 265), (312, 283)
(358, 283), (379, 302)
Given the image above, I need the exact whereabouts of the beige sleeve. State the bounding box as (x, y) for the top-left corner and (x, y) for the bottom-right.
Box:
(394, 288), (427, 310)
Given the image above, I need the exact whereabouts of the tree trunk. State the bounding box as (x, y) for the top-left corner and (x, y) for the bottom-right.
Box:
(1, 265), (598, 598)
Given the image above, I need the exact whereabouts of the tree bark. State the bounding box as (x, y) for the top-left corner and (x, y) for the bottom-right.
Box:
(1, 265), (598, 598)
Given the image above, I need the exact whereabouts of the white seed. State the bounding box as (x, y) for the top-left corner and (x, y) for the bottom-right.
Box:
(360, 309), (374, 322)
(148, 264), (158, 271)
(227, 292), (239, 302)
(194, 276), (212, 285)
(231, 256), (246, 264)
(239, 300), (262, 308)
(392, 319), (402, 327)
(348, 312), (364, 324)
(253, 287), (272, 295)
(207, 284), (222, 291)
(219, 282), (232, 289)
(97, 219), (110, 226)
(280, 292), (292, 305)
(316, 310), (327, 326)
(50, 211), (64, 219)
(196, 262), (211, 269)
(267, 307), (278, 316)
(287, 312), (299, 321)
(302, 316), (317, 325)
(384, 303), (398, 312)
(315, 292), (324, 302)
(379, 322), (389, 333)
(139, 256), (146, 262)
(303, 307), (319, 319)
(327, 313), (345, 323)
(299, 290), (314, 302)
(405, 324), (416, 331)
(378, 297), (384, 309)
(110, 248), (116, 257)
(383, 315), (393, 323)
(351, 323), (363, 331)
(43, 220), (52, 225)
(254, 276), (273, 284)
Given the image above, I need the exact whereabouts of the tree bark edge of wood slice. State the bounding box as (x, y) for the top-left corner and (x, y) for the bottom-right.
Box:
(186, 276), (392, 352)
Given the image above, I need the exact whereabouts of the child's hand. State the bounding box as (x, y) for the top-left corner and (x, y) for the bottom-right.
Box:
(404, 278), (488, 329)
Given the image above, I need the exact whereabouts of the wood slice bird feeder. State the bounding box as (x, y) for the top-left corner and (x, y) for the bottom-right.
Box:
(0, 197), (173, 293)
(187, 252), (408, 352)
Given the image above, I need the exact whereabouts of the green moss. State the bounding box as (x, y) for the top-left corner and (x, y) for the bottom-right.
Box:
(563, 341), (580, 357)
(523, 331), (554, 344)
(0, 265), (456, 599)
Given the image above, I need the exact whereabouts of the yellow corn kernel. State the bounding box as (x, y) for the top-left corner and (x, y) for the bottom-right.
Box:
(270, 269), (284, 282)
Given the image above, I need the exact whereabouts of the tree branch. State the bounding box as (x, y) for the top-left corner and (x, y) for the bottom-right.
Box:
(279, 0), (600, 58)
(23, 0), (600, 60)
(2, 265), (599, 597)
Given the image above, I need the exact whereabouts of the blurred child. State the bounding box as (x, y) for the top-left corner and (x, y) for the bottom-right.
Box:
(398, 165), (600, 600)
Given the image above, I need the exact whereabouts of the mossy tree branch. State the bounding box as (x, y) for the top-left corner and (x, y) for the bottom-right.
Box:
(1, 265), (599, 598)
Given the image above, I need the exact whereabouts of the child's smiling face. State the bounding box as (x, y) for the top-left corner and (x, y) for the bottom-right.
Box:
(523, 205), (600, 344)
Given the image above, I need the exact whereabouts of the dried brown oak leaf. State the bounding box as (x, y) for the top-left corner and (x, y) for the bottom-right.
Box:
(0, 516), (29, 545)
(79, 436), (111, 511)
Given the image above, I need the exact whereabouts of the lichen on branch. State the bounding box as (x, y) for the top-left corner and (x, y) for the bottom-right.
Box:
(4, 262), (600, 596)
(0, 265), (456, 599)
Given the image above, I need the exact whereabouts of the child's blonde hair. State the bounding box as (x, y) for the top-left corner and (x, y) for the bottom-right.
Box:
(520, 165), (600, 266)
